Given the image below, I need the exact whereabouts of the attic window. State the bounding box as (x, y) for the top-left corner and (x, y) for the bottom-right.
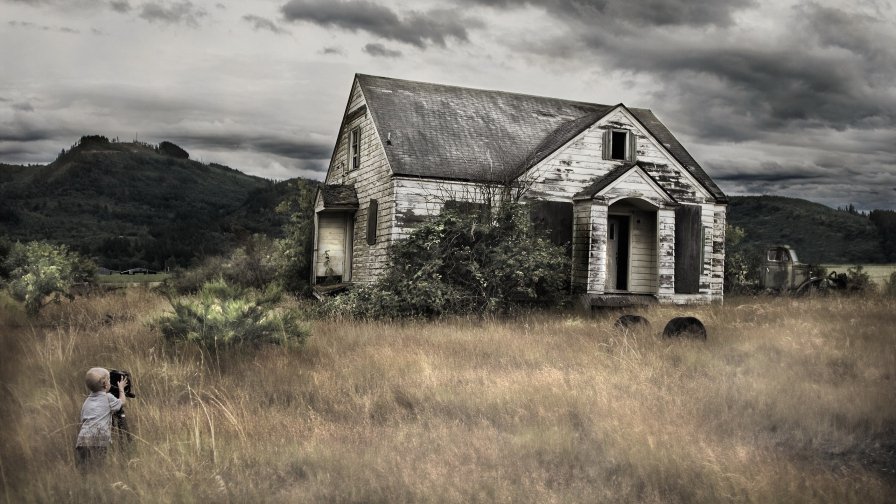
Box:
(604, 129), (636, 162)
(349, 126), (361, 170)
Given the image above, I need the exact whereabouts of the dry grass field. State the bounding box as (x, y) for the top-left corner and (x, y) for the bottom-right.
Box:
(1, 290), (895, 503)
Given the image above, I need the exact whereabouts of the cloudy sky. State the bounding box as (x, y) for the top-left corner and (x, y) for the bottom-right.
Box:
(2, 0), (895, 210)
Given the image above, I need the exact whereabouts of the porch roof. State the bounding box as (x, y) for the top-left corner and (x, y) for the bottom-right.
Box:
(319, 184), (359, 210)
(574, 161), (678, 203)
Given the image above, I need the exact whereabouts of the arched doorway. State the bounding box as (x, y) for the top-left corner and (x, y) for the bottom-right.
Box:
(606, 198), (659, 293)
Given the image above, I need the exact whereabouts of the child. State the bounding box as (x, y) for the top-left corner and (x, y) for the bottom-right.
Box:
(75, 367), (128, 468)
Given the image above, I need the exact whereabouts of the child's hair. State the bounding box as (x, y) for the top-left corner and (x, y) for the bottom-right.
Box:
(85, 368), (109, 393)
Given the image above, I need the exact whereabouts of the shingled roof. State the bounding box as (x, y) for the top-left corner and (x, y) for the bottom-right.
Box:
(318, 184), (358, 209)
(355, 74), (727, 203)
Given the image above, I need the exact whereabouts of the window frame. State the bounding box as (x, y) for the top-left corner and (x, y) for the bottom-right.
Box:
(603, 128), (636, 162)
(349, 126), (361, 171)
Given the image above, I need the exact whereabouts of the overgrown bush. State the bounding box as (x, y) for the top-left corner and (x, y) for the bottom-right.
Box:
(155, 279), (307, 353)
(169, 235), (280, 293)
(844, 265), (875, 294)
(884, 272), (896, 298)
(724, 225), (761, 293)
(275, 180), (316, 294)
(2, 241), (96, 316)
(321, 202), (569, 319)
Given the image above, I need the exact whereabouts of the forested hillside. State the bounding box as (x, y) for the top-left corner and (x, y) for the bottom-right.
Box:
(727, 195), (893, 264)
(0, 135), (317, 270)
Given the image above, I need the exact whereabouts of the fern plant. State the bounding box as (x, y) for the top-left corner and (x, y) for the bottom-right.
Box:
(156, 279), (307, 352)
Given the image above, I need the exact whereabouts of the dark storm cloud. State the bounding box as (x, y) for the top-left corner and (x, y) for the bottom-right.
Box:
(280, 0), (481, 48)
(713, 161), (827, 183)
(12, 102), (34, 112)
(171, 133), (330, 160)
(242, 14), (288, 34)
(501, 2), (896, 144)
(321, 46), (344, 55)
(8, 20), (80, 33)
(109, 0), (131, 12)
(363, 42), (401, 58)
(139, 1), (207, 26)
(707, 153), (896, 208)
(457, 0), (756, 27)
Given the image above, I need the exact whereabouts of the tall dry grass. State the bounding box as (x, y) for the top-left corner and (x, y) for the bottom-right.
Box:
(1, 290), (894, 503)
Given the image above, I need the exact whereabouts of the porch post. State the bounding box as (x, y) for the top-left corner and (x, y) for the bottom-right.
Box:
(586, 199), (608, 294)
(311, 211), (319, 285)
(657, 206), (676, 298)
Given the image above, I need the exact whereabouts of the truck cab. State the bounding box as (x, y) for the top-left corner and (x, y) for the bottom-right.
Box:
(760, 245), (810, 291)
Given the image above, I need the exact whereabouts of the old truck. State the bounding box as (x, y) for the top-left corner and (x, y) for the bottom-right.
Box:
(759, 245), (846, 294)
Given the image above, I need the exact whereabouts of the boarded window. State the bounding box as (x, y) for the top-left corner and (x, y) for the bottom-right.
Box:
(529, 200), (573, 257)
(674, 205), (702, 294)
(349, 127), (361, 170)
(366, 199), (378, 245)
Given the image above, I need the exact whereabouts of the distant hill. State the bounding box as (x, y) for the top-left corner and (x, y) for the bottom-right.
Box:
(727, 195), (886, 264)
(0, 135), (317, 270)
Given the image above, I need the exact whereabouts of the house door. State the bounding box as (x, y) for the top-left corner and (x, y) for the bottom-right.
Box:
(316, 213), (352, 283)
(606, 216), (630, 291)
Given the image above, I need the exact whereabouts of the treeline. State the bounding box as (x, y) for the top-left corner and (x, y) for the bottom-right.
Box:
(727, 196), (896, 264)
(869, 210), (896, 262)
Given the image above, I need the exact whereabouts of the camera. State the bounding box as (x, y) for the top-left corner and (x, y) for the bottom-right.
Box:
(108, 369), (136, 398)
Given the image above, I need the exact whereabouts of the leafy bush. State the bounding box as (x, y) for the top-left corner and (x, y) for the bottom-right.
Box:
(155, 279), (307, 352)
(843, 265), (875, 294)
(724, 225), (761, 293)
(169, 235), (280, 294)
(321, 202), (569, 319)
(2, 241), (95, 316)
(275, 180), (316, 294)
(884, 272), (896, 298)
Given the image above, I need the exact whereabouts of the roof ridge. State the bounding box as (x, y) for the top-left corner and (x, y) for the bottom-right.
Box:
(356, 73), (621, 111)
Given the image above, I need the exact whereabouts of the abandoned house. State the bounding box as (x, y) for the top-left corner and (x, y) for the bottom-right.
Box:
(312, 74), (728, 305)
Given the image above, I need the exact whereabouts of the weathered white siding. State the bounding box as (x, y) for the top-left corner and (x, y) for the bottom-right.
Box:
(391, 177), (499, 239)
(525, 108), (711, 205)
(657, 208), (676, 297)
(586, 203), (608, 294)
(571, 200), (592, 292)
(324, 79), (395, 284)
(711, 205), (726, 301)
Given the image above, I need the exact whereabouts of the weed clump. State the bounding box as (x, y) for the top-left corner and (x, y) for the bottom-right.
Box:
(155, 279), (307, 352)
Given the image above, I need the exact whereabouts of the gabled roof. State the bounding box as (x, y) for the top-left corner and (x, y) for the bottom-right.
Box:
(574, 161), (677, 203)
(355, 74), (727, 203)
